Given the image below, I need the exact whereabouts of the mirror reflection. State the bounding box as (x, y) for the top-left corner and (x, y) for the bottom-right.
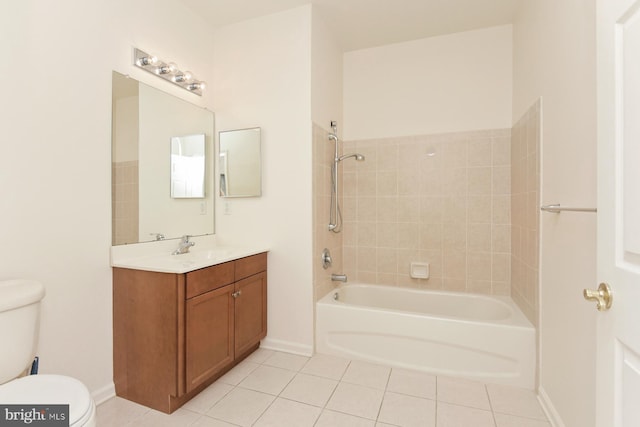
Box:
(112, 71), (215, 245)
(219, 127), (262, 197)
(171, 134), (205, 198)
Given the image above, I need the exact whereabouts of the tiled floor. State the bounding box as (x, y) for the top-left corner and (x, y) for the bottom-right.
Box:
(97, 349), (551, 427)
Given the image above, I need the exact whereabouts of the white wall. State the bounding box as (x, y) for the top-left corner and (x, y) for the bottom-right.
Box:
(212, 6), (315, 355)
(311, 6), (343, 132)
(343, 25), (513, 140)
(0, 0), (214, 402)
(512, 1), (597, 426)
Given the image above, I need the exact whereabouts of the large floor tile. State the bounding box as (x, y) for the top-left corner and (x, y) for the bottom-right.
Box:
(300, 353), (350, 380)
(95, 397), (150, 427)
(237, 364), (296, 395)
(437, 376), (491, 410)
(326, 382), (385, 420)
(494, 413), (552, 427)
(263, 351), (310, 371)
(206, 387), (274, 427)
(487, 384), (547, 420)
(243, 347), (275, 364)
(280, 372), (338, 407)
(253, 398), (321, 427)
(377, 391), (436, 427)
(342, 360), (392, 390)
(132, 408), (200, 427)
(191, 416), (239, 427)
(315, 409), (376, 427)
(387, 367), (436, 399)
(181, 382), (234, 414)
(217, 360), (260, 386)
(437, 402), (495, 427)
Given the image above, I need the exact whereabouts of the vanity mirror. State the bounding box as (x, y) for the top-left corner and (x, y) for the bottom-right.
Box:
(112, 71), (215, 245)
(219, 127), (262, 197)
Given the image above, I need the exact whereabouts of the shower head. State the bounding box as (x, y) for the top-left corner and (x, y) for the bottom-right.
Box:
(328, 133), (338, 142)
(338, 153), (365, 162)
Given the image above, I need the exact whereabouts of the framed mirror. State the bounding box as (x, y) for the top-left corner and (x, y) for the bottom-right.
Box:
(219, 127), (262, 197)
(111, 71), (215, 245)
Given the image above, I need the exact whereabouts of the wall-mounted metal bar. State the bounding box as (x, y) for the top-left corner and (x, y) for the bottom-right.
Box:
(540, 204), (597, 213)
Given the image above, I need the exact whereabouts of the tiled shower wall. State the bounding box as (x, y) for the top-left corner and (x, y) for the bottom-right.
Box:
(511, 100), (541, 325)
(313, 123), (343, 301)
(341, 129), (512, 295)
(112, 160), (139, 245)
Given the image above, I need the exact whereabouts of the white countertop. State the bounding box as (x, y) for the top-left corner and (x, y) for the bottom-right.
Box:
(111, 235), (268, 274)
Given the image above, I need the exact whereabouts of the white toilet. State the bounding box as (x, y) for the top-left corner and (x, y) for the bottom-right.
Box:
(0, 280), (96, 427)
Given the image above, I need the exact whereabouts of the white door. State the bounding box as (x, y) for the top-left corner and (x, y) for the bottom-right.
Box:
(597, 0), (640, 425)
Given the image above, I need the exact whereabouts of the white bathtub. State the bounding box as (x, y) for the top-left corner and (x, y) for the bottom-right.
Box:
(316, 284), (535, 388)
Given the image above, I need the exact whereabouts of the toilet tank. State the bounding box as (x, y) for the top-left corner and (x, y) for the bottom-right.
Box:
(0, 280), (45, 384)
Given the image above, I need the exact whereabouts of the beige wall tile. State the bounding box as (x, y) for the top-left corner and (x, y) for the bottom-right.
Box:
(443, 140), (468, 168)
(442, 196), (467, 224)
(377, 197), (398, 222)
(467, 252), (492, 280)
(468, 223), (492, 252)
(468, 167), (492, 195)
(492, 224), (511, 253)
(492, 137), (511, 167)
(468, 139), (492, 167)
(398, 223), (420, 249)
(399, 168), (423, 195)
(443, 250), (467, 279)
(377, 171), (398, 196)
(329, 129), (513, 298)
(398, 196), (421, 222)
(468, 196), (492, 223)
(357, 197), (377, 222)
(492, 166), (511, 195)
(377, 223), (399, 248)
(442, 223), (467, 251)
(420, 223), (443, 251)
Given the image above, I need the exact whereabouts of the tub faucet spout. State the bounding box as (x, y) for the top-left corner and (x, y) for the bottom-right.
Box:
(172, 235), (195, 255)
(331, 273), (347, 282)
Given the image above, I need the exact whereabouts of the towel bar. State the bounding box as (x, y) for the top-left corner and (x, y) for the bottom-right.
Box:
(540, 204), (597, 213)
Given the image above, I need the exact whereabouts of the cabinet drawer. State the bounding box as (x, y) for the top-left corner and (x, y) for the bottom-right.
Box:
(186, 262), (234, 299)
(235, 253), (267, 281)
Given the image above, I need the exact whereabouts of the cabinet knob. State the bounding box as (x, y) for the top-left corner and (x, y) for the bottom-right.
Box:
(232, 290), (242, 298)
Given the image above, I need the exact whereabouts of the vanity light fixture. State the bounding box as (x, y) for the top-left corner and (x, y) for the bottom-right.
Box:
(133, 48), (206, 96)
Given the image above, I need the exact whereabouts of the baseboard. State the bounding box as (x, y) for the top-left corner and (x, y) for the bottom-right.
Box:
(260, 337), (313, 357)
(92, 382), (116, 406)
(538, 386), (566, 427)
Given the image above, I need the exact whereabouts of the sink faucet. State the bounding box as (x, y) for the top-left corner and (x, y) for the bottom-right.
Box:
(172, 235), (195, 255)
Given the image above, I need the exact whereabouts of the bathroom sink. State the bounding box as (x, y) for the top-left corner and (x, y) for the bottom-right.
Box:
(178, 248), (234, 262)
(112, 246), (265, 273)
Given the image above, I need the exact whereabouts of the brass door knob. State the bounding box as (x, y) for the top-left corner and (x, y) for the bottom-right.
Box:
(583, 282), (612, 311)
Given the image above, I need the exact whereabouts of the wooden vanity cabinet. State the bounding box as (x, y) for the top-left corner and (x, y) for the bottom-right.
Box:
(113, 252), (267, 413)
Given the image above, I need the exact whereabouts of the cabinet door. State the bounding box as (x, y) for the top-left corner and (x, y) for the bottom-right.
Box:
(185, 284), (234, 393)
(234, 272), (267, 357)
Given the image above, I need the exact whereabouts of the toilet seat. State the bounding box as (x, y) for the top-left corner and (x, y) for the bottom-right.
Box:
(0, 374), (96, 426)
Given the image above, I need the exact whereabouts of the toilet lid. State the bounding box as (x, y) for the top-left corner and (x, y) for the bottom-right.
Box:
(0, 374), (94, 426)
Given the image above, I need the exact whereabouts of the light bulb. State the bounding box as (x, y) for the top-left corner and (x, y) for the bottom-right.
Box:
(138, 55), (158, 66)
(156, 62), (178, 75)
(187, 81), (206, 92)
(173, 71), (193, 83)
